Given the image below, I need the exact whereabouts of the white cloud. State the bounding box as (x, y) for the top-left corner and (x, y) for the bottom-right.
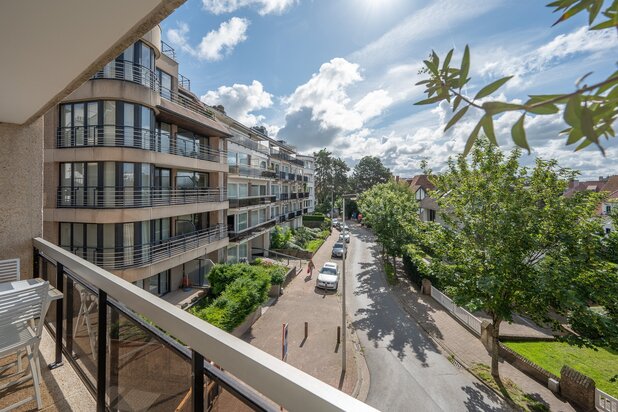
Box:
(480, 27), (618, 84)
(201, 80), (273, 127)
(278, 58), (394, 149)
(166, 17), (249, 61)
(202, 0), (297, 15)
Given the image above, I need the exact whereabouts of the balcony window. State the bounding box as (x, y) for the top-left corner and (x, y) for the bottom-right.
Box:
(227, 245), (238, 263)
(228, 183), (238, 198)
(238, 212), (248, 231)
(238, 152), (250, 166)
(176, 170), (208, 189)
(157, 121), (171, 153)
(147, 270), (170, 296)
(239, 242), (248, 260)
(238, 183), (248, 198)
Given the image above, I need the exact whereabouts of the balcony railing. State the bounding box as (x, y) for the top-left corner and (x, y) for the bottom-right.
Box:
(33, 238), (374, 412)
(66, 224), (227, 270)
(304, 192), (310, 197)
(161, 40), (176, 60)
(228, 219), (277, 241)
(229, 165), (277, 179)
(179, 73), (191, 91)
(92, 59), (158, 91)
(57, 187), (227, 209)
(270, 151), (304, 167)
(160, 86), (215, 120)
(296, 210), (302, 217)
(303, 208), (308, 214)
(279, 193), (289, 201)
(229, 134), (269, 155)
(287, 212), (295, 220)
(278, 215), (286, 223)
(290, 192), (298, 200)
(303, 176), (309, 182)
(229, 195), (276, 208)
(56, 126), (225, 163)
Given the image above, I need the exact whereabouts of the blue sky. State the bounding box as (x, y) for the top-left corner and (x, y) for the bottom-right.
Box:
(161, 0), (618, 179)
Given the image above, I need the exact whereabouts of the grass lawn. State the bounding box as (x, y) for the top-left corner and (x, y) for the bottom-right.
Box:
(305, 238), (325, 253)
(503, 340), (618, 397)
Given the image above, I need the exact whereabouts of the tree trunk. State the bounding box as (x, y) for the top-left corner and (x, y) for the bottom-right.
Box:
(392, 254), (397, 276)
(490, 318), (502, 381)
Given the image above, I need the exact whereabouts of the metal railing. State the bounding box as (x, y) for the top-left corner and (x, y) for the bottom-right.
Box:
(229, 134), (269, 155)
(179, 73), (191, 91)
(57, 187), (227, 209)
(160, 86), (215, 120)
(430, 286), (482, 335)
(290, 193), (298, 200)
(92, 60), (158, 91)
(229, 195), (276, 208)
(596, 388), (618, 412)
(229, 165), (277, 179)
(56, 126), (225, 163)
(304, 192), (310, 197)
(279, 193), (289, 201)
(287, 212), (295, 220)
(303, 208), (308, 214)
(228, 219), (277, 241)
(66, 224), (227, 270)
(160, 40), (176, 60)
(270, 151), (304, 167)
(295, 210), (302, 217)
(33, 239), (375, 411)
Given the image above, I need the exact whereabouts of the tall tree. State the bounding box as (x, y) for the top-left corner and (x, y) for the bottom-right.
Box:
(358, 181), (420, 273)
(415, 1), (618, 154)
(313, 149), (350, 212)
(351, 156), (392, 193)
(409, 139), (615, 381)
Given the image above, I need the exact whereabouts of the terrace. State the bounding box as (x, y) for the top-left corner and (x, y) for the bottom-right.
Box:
(0, 239), (375, 411)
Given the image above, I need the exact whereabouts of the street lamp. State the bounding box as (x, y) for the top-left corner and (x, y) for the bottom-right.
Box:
(340, 193), (357, 373)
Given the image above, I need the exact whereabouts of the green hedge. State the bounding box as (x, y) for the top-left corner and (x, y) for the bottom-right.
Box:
(303, 215), (326, 222)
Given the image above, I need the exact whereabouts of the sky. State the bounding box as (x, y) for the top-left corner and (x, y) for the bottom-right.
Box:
(161, 0), (618, 179)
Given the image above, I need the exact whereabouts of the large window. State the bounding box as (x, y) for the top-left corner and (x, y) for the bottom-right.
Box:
(157, 69), (172, 99)
(100, 41), (155, 87)
(145, 270), (170, 296)
(237, 212), (248, 231)
(176, 170), (209, 189)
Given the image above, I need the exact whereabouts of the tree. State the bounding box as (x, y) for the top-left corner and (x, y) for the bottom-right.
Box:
(410, 138), (615, 381)
(358, 181), (420, 273)
(351, 156), (393, 193)
(415, 1), (618, 154)
(313, 149), (350, 212)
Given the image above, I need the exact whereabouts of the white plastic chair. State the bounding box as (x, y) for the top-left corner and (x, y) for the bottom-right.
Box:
(0, 281), (51, 411)
(0, 259), (20, 283)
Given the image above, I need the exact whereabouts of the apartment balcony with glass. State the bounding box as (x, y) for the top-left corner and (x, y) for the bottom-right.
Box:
(228, 208), (275, 241)
(26, 239), (373, 412)
(92, 40), (158, 91)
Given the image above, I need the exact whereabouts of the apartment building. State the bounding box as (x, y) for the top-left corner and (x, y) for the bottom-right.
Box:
(42, 27), (230, 296)
(212, 110), (314, 262)
(298, 154), (316, 213)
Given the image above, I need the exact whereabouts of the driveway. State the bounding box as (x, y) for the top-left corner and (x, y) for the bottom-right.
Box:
(346, 223), (510, 411)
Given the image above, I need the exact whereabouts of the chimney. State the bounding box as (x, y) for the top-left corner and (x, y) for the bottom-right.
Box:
(395, 175), (400, 183)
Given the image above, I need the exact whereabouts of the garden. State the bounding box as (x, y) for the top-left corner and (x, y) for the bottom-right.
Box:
(188, 260), (287, 332)
(270, 225), (330, 254)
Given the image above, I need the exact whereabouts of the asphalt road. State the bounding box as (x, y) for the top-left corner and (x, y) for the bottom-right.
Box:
(344, 223), (509, 412)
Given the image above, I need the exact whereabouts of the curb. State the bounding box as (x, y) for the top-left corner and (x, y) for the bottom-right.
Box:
(349, 317), (371, 402)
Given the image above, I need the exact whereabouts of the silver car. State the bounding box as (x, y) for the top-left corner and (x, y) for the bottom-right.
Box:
(316, 262), (340, 290)
(332, 242), (344, 258)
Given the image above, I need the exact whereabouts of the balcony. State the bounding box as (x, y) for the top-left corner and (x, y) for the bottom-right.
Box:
(57, 187), (227, 209)
(279, 193), (289, 201)
(290, 192), (298, 200)
(30, 239), (373, 412)
(228, 219), (277, 242)
(296, 174), (303, 182)
(298, 192), (305, 199)
(179, 73), (191, 91)
(56, 126), (225, 163)
(278, 215), (286, 223)
(161, 39), (176, 60)
(160, 86), (215, 120)
(304, 176), (309, 182)
(296, 210), (302, 217)
(228, 195), (276, 209)
(92, 59), (158, 91)
(66, 224), (227, 270)
(270, 151), (304, 167)
(287, 212), (295, 220)
(304, 192), (310, 198)
(229, 134), (269, 155)
(229, 165), (277, 179)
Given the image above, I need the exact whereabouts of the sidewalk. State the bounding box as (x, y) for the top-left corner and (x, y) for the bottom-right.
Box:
(391, 271), (575, 411)
(241, 229), (369, 400)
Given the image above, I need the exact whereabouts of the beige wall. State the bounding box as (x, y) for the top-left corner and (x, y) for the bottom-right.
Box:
(0, 119), (44, 278)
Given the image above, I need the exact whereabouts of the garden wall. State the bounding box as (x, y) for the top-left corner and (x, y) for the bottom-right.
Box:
(498, 343), (559, 385)
(272, 248), (313, 260)
(231, 306), (262, 338)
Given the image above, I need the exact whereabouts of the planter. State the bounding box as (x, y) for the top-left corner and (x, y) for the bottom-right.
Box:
(268, 284), (281, 297)
(231, 306), (262, 338)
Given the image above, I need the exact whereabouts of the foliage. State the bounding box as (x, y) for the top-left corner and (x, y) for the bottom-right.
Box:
(358, 180), (422, 273)
(313, 148), (350, 210)
(415, 1), (618, 154)
(411, 138), (615, 379)
(351, 156), (393, 193)
(503, 340), (618, 397)
(470, 363), (550, 412)
(270, 225), (292, 249)
(305, 238), (325, 253)
(208, 263), (254, 297)
(384, 260), (397, 285)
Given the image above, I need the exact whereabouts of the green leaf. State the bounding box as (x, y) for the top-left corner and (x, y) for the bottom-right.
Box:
(474, 76), (513, 100)
(424, 59), (438, 76)
(444, 106), (469, 132)
(528, 94), (570, 104)
(482, 101), (524, 115)
(580, 107), (598, 143)
(591, 19), (616, 30)
(459, 45), (470, 88)
(566, 128), (584, 145)
(442, 49), (454, 71)
(575, 138), (593, 151)
(415, 96), (443, 105)
(481, 115), (497, 145)
(511, 114), (530, 153)
(453, 95), (463, 112)
(463, 121), (482, 156)
(526, 101), (560, 115)
(564, 95), (582, 128)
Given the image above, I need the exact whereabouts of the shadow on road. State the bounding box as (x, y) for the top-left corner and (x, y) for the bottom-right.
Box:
(349, 226), (444, 366)
(461, 382), (511, 411)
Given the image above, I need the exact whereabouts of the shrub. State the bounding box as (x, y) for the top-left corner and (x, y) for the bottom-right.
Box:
(270, 225), (292, 249)
(208, 263), (253, 297)
(305, 239), (325, 253)
(269, 266), (286, 285)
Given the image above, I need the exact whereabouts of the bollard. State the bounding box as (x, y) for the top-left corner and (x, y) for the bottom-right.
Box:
(304, 322), (308, 339)
(337, 326), (341, 344)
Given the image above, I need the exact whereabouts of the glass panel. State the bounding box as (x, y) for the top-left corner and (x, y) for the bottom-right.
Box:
(87, 102), (98, 145)
(73, 223), (84, 257)
(158, 122), (170, 153)
(70, 278), (98, 388)
(141, 106), (152, 150)
(141, 221), (150, 263)
(123, 223), (134, 267)
(74, 163), (85, 206)
(124, 103), (134, 147)
(228, 184), (238, 198)
(123, 45), (134, 81)
(250, 210), (258, 227)
(161, 218), (170, 240)
(60, 104), (72, 146)
(74, 103), (85, 145)
(106, 306), (192, 411)
(238, 184), (248, 198)
(238, 153), (249, 166)
(148, 274), (159, 295)
(103, 162), (115, 207)
(159, 70), (172, 100)
(103, 101), (116, 145)
(87, 163), (98, 207)
(238, 213), (248, 231)
(103, 224), (115, 268)
(60, 163), (72, 206)
(239, 242), (248, 260)
(160, 271), (169, 294)
(60, 223), (71, 248)
(227, 245), (238, 263)
(87, 224), (98, 263)
(227, 151), (237, 165)
(123, 163), (134, 207)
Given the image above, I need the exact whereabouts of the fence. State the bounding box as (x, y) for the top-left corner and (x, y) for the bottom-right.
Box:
(596, 388), (618, 412)
(430, 286), (482, 336)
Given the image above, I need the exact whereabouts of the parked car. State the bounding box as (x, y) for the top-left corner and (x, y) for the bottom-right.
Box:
(334, 220), (342, 230)
(332, 242), (344, 258)
(332, 218), (339, 228)
(316, 262), (340, 290)
(339, 232), (350, 243)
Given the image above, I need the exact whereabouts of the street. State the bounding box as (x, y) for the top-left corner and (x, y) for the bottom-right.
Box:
(345, 223), (509, 411)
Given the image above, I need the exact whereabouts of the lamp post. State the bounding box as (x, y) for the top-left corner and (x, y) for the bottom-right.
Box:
(340, 193), (357, 373)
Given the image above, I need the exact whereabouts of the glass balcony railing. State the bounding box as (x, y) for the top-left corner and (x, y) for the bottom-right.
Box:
(228, 134), (269, 155)
(228, 219), (277, 241)
(229, 165), (277, 179)
(32, 238), (373, 412)
(270, 151), (304, 167)
(92, 60), (158, 91)
(159, 86), (215, 120)
(161, 40), (176, 60)
(57, 187), (227, 209)
(56, 126), (225, 163)
(65, 224), (227, 270)
(228, 195), (276, 208)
